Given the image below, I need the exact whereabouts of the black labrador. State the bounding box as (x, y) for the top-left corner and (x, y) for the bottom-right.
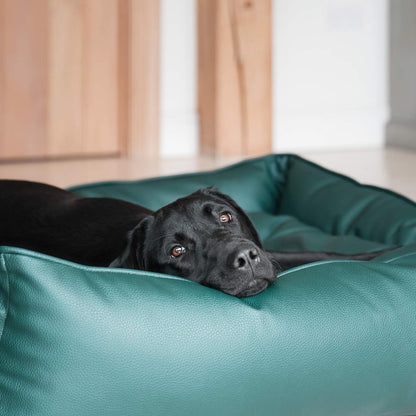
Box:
(0, 180), (391, 298)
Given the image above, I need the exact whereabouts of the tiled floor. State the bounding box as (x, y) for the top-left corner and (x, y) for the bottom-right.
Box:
(0, 147), (415, 201)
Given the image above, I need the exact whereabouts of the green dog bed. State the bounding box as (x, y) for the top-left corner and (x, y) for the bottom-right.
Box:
(1, 154), (416, 416)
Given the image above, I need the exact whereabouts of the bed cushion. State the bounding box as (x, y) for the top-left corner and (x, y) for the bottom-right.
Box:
(1, 154), (416, 416)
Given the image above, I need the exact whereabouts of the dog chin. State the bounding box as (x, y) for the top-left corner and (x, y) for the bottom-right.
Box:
(234, 278), (272, 298)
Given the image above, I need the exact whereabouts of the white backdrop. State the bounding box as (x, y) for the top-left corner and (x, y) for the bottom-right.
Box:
(160, 0), (388, 157)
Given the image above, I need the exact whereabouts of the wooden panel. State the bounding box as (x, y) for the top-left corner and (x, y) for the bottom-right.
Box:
(198, 0), (217, 156)
(0, 0), (147, 161)
(117, 0), (130, 156)
(129, 0), (160, 158)
(198, 0), (272, 157)
(47, 0), (83, 156)
(82, 0), (119, 155)
(216, 0), (244, 156)
(1, 0), (49, 158)
(233, 0), (272, 155)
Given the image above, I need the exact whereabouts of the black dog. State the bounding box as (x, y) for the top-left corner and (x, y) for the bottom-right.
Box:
(0, 180), (391, 297)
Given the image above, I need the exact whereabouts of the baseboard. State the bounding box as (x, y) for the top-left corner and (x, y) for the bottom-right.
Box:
(386, 120), (416, 150)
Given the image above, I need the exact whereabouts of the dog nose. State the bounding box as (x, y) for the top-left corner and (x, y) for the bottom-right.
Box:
(232, 247), (259, 270)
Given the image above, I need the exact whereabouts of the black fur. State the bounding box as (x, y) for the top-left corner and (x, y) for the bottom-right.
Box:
(0, 180), (393, 297)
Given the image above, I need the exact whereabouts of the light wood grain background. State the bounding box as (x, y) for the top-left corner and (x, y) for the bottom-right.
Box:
(0, 0), (271, 161)
(0, 0), (160, 161)
(198, 0), (272, 157)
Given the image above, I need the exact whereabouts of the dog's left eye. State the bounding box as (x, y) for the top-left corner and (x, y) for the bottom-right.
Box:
(219, 212), (232, 223)
(171, 245), (186, 258)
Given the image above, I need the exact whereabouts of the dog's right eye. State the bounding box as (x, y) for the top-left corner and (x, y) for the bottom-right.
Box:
(171, 245), (186, 258)
(219, 212), (232, 223)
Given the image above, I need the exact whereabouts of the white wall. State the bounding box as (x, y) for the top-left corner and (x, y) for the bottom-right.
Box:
(159, 0), (388, 157)
(160, 0), (198, 158)
(273, 0), (388, 152)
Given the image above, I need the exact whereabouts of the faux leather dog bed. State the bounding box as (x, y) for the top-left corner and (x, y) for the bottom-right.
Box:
(1, 154), (416, 416)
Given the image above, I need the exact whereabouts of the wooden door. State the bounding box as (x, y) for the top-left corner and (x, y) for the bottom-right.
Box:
(0, 0), (128, 160)
(198, 0), (272, 157)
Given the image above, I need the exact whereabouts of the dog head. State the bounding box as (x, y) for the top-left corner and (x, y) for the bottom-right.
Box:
(112, 188), (280, 297)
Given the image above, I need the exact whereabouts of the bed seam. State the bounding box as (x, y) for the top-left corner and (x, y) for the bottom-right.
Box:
(0, 246), (194, 285)
(383, 251), (416, 264)
(0, 254), (10, 346)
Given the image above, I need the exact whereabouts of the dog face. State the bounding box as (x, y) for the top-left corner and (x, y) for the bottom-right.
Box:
(114, 188), (279, 297)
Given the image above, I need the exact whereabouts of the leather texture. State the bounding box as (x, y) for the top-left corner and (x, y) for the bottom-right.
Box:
(1, 154), (416, 416)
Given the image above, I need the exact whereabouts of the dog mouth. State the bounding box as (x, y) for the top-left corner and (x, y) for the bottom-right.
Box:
(235, 277), (275, 298)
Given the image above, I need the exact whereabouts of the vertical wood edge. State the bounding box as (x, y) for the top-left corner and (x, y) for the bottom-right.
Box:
(47, 0), (84, 156)
(198, 0), (272, 158)
(117, 0), (130, 157)
(82, 0), (119, 155)
(216, 0), (244, 157)
(244, 0), (272, 156)
(128, 0), (160, 159)
(198, 0), (217, 157)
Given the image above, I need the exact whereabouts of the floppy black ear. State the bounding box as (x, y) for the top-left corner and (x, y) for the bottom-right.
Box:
(200, 187), (263, 248)
(109, 215), (154, 270)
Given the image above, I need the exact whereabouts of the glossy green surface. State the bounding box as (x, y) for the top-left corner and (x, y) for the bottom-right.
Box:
(1, 154), (416, 415)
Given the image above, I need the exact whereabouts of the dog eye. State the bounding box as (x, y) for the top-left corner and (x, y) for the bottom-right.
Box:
(219, 212), (232, 223)
(171, 245), (186, 258)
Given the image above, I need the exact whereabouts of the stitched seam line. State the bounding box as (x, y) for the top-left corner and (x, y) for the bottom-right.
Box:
(0, 254), (10, 345)
(277, 259), (355, 278)
(383, 251), (416, 264)
(278, 251), (416, 279)
(0, 246), (194, 285)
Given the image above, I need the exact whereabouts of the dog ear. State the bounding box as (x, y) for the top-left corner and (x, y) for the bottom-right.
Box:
(109, 215), (154, 270)
(199, 187), (263, 248)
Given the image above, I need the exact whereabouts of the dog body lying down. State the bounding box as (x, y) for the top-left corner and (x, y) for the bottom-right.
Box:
(0, 180), (391, 297)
